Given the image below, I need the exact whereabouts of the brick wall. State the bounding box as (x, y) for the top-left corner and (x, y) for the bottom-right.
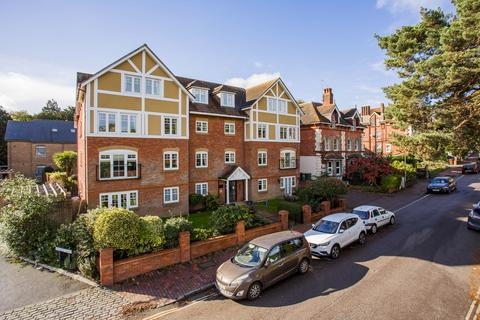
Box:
(85, 136), (189, 216)
(99, 210), (289, 285)
(8, 141), (76, 177)
(244, 141), (300, 201)
(188, 115), (245, 199)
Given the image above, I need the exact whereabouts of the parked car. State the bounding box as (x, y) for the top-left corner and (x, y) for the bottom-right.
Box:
(467, 202), (480, 231)
(304, 213), (367, 260)
(352, 205), (396, 234)
(426, 176), (456, 194)
(462, 162), (479, 174)
(215, 231), (311, 300)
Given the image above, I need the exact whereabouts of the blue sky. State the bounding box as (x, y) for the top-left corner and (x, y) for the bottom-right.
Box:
(0, 0), (453, 113)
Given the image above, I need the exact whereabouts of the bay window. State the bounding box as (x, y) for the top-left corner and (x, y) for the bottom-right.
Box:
(99, 150), (138, 180)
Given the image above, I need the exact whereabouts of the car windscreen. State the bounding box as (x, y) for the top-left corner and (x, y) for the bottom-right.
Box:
(352, 210), (369, 220)
(313, 220), (340, 234)
(233, 243), (268, 267)
(432, 178), (448, 184)
(464, 164), (473, 168)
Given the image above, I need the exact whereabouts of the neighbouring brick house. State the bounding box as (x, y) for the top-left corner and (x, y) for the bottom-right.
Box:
(299, 88), (364, 179)
(75, 44), (302, 216)
(4, 120), (76, 177)
(360, 104), (411, 156)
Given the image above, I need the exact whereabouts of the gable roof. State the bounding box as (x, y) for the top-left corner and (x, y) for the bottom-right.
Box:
(77, 44), (194, 100)
(300, 102), (361, 127)
(5, 120), (76, 144)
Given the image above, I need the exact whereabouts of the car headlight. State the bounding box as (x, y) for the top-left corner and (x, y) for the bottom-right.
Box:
(317, 241), (331, 247)
(231, 274), (250, 287)
(469, 210), (474, 218)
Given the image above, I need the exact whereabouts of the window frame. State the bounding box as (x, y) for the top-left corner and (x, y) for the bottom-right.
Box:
(257, 123), (268, 139)
(224, 151), (236, 164)
(98, 149), (138, 180)
(164, 187), (180, 204)
(258, 178), (268, 192)
(124, 74), (141, 94)
(324, 136), (331, 151)
(258, 151), (267, 166)
(163, 116), (179, 136)
(120, 112), (138, 134)
(99, 190), (138, 209)
(220, 92), (235, 107)
(163, 151), (179, 171)
(195, 120), (208, 133)
(145, 77), (162, 97)
(195, 151), (208, 168)
(195, 182), (208, 196)
(191, 87), (208, 104)
(35, 145), (46, 157)
(280, 150), (296, 169)
(224, 122), (235, 135)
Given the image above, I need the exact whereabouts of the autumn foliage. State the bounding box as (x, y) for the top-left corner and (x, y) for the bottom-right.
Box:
(346, 157), (396, 186)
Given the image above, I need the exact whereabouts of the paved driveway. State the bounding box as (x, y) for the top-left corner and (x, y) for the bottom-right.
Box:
(0, 256), (88, 313)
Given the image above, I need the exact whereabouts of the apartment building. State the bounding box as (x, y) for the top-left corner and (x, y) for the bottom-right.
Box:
(299, 88), (364, 178)
(75, 44), (301, 216)
(360, 104), (409, 156)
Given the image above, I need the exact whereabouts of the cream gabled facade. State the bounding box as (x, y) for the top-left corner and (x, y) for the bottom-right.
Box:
(75, 44), (302, 216)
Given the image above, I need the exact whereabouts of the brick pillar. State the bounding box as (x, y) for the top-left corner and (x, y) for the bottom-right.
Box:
(338, 198), (347, 210)
(321, 201), (331, 215)
(99, 248), (114, 286)
(279, 210), (289, 230)
(302, 205), (312, 224)
(179, 231), (191, 263)
(236, 220), (245, 245)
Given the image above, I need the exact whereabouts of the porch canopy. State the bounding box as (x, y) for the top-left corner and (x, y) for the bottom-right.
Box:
(219, 166), (251, 204)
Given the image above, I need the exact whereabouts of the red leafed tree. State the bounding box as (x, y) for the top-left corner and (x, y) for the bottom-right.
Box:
(346, 157), (396, 186)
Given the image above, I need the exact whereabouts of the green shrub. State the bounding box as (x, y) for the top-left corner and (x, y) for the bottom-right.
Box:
(245, 214), (269, 229)
(210, 205), (252, 235)
(131, 216), (164, 255)
(0, 176), (56, 259)
(205, 194), (219, 211)
(189, 193), (205, 206)
(73, 209), (100, 279)
(47, 172), (77, 190)
(297, 178), (347, 208)
(163, 217), (193, 248)
(93, 208), (141, 251)
(52, 151), (77, 176)
(278, 200), (302, 222)
(191, 227), (218, 242)
(380, 174), (402, 193)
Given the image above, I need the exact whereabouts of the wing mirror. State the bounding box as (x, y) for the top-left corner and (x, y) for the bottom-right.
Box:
(339, 229), (345, 234)
(311, 224), (315, 228)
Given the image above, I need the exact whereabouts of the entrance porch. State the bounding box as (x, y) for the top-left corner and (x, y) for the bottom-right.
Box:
(218, 166), (251, 205)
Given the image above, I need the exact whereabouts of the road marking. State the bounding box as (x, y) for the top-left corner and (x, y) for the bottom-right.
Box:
(465, 287), (479, 320)
(143, 292), (218, 320)
(393, 175), (465, 214)
(393, 194), (430, 213)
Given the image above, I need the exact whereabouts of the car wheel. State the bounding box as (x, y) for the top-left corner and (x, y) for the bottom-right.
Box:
(247, 282), (262, 300)
(390, 216), (396, 225)
(358, 232), (366, 245)
(298, 258), (310, 274)
(330, 244), (340, 259)
(371, 224), (378, 234)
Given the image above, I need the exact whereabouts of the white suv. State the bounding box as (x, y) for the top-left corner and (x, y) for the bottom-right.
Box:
(352, 205), (396, 234)
(304, 213), (367, 259)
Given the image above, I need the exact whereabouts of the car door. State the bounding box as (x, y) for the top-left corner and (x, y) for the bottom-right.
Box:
(262, 245), (289, 287)
(371, 209), (382, 226)
(377, 208), (388, 226)
(279, 239), (301, 276)
(337, 220), (350, 247)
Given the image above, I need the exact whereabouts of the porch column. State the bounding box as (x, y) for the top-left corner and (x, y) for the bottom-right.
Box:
(245, 179), (248, 201)
(226, 180), (230, 204)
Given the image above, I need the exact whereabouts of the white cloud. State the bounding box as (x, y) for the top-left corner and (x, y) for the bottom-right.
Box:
(376, 0), (449, 13)
(0, 72), (74, 112)
(370, 60), (396, 77)
(225, 72), (281, 88)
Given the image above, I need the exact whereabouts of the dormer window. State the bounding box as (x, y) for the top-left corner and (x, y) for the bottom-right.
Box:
(331, 111), (339, 124)
(220, 92), (234, 107)
(191, 87), (208, 104)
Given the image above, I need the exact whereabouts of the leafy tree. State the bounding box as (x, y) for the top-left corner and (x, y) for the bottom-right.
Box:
(61, 106), (76, 121)
(10, 110), (33, 122)
(376, 0), (480, 158)
(345, 157), (395, 186)
(0, 106), (11, 165)
(52, 151), (77, 176)
(36, 99), (64, 120)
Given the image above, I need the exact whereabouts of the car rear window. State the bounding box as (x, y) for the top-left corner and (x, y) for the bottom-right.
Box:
(353, 210), (369, 220)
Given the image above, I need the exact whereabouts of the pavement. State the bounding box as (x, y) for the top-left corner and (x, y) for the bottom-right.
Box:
(0, 256), (88, 313)
(136, 170), (480, 320)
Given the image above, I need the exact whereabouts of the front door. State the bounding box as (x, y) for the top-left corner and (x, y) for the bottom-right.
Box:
(283, 177), (294, 196)
(228, 181), (236, 203)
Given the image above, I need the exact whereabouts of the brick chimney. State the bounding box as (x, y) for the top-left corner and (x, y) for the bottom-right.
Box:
(361, 105), (371, 116)
(323, 88), (333, 106)
(380, 102), (385, 115)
